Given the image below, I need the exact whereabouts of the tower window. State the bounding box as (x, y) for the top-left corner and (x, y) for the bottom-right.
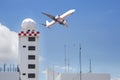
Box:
(28, 46), (35, 50)
(22, 73), (26, 75)
(28, 73), (35, 78)
(23, 45), (26, 48)
(28, 37), (35, 41)
(28, 55), (35, 60)
(28, 64), (35, 69)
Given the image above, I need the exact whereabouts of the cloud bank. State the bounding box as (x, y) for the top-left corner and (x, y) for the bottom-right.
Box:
(0, 23), (18, 63)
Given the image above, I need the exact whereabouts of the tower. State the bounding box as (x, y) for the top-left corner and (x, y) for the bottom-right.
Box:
(18, 18), (40, 80)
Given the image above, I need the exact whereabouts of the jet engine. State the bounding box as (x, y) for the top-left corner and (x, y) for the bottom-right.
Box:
(62, 20), (67, 25)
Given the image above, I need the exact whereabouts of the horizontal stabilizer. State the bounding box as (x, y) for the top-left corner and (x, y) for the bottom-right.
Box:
(40, 23), (46, 26)
(40, 22), (51, 28)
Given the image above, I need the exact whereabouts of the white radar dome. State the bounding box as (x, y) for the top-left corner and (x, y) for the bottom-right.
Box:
(21, 18), (36, 30)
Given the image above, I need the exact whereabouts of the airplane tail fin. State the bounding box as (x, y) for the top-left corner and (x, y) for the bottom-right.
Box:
(46, 20), (49, 26)
(45, 20), (51, 28)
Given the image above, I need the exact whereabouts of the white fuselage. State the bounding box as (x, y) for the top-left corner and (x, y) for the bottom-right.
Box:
(60, 9), (75, 19)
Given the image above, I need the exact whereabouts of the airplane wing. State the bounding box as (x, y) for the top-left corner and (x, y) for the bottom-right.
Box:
(42, 12), (55, 20)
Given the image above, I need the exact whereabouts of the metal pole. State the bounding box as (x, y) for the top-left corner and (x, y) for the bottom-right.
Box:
(53, 64), (54, 80)
(89, 59), (92, 73)
(64, 45), (67, 73)
(68, 58), (69, 72)
(10, 64), (11, 72)
(3, 63), (6, 72)
(79, 44), (82, 80)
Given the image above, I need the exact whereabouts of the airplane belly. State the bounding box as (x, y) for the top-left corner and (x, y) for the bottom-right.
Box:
(56, 18), (64, 23)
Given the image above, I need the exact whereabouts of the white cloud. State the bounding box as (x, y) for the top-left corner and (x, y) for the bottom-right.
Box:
(53, 65), (76, 72)
(0, 23), (18, 63)
(39, 56), (45, 62)
(61, 66), (76, 72)
(41, 70), (47, 74)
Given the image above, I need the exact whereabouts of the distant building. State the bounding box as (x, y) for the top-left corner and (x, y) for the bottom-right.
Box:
(46, 69), (110, 80)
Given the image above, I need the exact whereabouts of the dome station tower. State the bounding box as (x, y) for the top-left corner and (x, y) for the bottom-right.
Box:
(18, 18), (40, 80)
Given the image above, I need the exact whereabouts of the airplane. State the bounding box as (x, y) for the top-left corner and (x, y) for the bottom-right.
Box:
(41, 9), (75, 28)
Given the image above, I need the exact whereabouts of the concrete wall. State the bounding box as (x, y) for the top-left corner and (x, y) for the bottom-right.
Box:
(46, 69), (110, 80)
(59, 73), (110, 80)
(46, 69), (60, 80)
(0, 72), (19, 80)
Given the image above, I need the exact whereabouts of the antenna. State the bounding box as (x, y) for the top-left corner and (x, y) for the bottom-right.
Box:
(67, 45), (70, 73)
(3, 63), (6, 72)
(64, 45), (67, 73)
(52, 64), (54, 80)
(79, 44), (82, 80)
(89, 59), (92, 73)
(68, 57), (70, 72)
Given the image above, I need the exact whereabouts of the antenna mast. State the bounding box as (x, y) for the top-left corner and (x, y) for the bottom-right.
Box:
(68, 57), (69, 72)
(64, 45), (67, 73)
(89, 59), (92, 73)
(79, 44), (82, 80)
(53, 64), (55, 80)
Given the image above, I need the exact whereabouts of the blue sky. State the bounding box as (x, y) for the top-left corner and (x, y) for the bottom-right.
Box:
(0, 0), (120, 80)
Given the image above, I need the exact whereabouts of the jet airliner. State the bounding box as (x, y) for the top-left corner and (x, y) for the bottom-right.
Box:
(41, 9), (75, 28)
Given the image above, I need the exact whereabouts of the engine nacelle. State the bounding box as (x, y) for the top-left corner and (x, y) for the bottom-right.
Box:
(62, 20), (67, 25)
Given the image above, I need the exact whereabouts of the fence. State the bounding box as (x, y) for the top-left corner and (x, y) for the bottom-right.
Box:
(0, 64), (19, 72)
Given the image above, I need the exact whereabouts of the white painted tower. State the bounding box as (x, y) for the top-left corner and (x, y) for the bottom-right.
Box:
(18, 18), (40, 80)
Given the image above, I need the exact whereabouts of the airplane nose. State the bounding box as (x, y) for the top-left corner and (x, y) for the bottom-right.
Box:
(71, 9), (76, 12)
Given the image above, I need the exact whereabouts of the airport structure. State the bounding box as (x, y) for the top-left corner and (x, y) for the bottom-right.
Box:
(0, 18), (40, 80)
(18, 18), (40, 80)
(0, 18), (111, 80)
(0, 72), (19, 80)
(46, 69), (110, 80)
